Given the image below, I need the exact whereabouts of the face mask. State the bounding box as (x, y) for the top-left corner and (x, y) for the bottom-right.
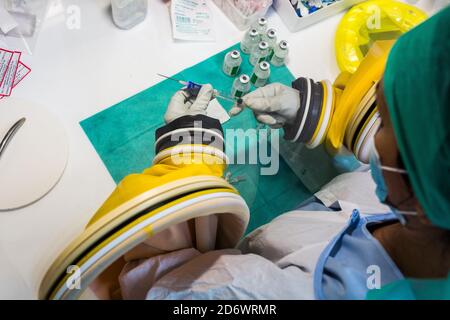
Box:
(369, 142), (417, 224)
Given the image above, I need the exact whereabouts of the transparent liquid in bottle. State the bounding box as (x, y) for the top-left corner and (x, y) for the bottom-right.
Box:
(270, 40), (289, 67)
(240, 28), (260, 55)
(252, 17), (268, 35)
(261, 28), (277, 52)
(231, 74), (251, 98)
(249, 41), (269, 66)
(223, 50), (242, 77)
(250, 61), (271, 88)
(112, 0), (148, 30)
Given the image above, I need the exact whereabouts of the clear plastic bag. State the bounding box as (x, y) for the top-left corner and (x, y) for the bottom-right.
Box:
(0, 0), (50, 54)
(213, 0), (273, 30)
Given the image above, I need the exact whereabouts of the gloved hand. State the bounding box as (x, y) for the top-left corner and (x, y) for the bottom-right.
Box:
(229, 83), (300, 128)
(164, 84), (214, 124)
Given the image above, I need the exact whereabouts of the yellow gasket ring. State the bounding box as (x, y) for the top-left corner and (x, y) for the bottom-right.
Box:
(48, 187), (240, 299)
(352, 106), (379, 155)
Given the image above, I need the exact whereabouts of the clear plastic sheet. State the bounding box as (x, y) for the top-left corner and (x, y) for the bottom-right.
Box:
(0, 0), (49, 54)
(212, 0), (272, 30)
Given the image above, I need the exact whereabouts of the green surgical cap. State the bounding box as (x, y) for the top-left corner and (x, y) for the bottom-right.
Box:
(383, 6), (450, 230)
(367, 273), (450, 300)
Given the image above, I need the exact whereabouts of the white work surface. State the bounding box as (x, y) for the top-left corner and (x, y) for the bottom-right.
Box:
(0, 0), (443, 299)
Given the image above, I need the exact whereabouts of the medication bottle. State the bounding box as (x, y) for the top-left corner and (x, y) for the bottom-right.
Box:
(251, 61), (271, 88)
(249, 41), (269, 66)
(261, 28), (277, 53)
(223, 50), (242, 77)
(252, 17), (268, 34)
(231, 74), (251, 98)
(112, 0), (148, 30)
(270, 40), (289, 67)
(240, 28), (260, 55)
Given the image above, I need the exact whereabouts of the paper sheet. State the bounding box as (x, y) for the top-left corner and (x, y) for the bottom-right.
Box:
(0, 49), (31, 99)
(13, 61), (31, 88)
(171, 0), (215, 41)
(0, 49), (13, 87)
(0, 51), (20, 96)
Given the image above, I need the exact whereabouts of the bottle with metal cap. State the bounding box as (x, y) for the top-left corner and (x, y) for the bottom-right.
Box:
(250, 61), (271, 88)
(240, 28), (260, 54)
(249, 41), (269, 66)
(252, 17), (268, 34)
(270, 40), (289, 67)
(222, 50), (242, 77)
(231, 74), (251, 98)
(261, 28), (278, 52)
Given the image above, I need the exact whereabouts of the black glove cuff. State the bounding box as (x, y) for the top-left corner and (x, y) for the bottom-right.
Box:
(283, 77), (309, 141)
(155, 115), (224, 154)
(283, 77), (324, 143)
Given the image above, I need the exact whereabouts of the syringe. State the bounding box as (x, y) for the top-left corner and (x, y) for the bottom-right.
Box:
(157, 73), (242, 104)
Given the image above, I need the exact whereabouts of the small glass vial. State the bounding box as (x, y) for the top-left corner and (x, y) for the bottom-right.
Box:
(270, 40), (289, 67)
(231, 74), (251, 98)
(222, 50), (242, 77)
(251, 61), (271, 88)
(249, 41), (269, 66)
(252, 17), (268, 34)
(111, 0), (148, 30)
(261, 28), (278, 52)
(240, 28), (260, 55)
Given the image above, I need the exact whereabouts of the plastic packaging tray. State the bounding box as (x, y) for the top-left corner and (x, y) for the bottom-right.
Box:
(273, 0), (367, 32)
(212, 0), (273, 30)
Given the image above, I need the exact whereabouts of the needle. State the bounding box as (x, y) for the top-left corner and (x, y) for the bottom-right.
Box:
(157, 73), (190, 86)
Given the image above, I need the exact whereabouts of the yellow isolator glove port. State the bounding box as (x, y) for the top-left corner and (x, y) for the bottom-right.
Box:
(335, 0), (426, 74)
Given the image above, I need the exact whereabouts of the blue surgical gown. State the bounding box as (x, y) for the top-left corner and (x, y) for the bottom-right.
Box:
(314, 209), (404, 299)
